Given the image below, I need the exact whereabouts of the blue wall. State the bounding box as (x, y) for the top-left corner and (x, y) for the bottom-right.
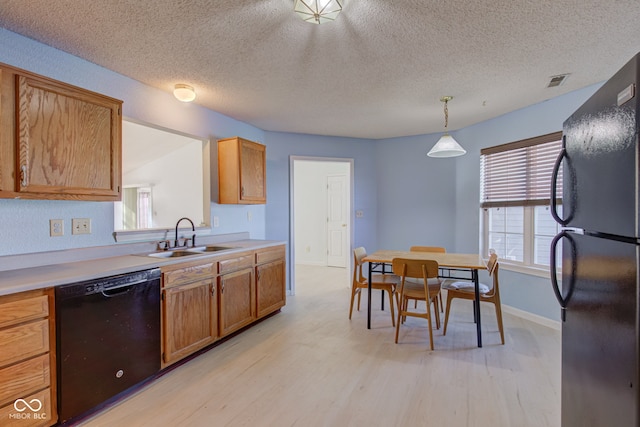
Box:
(0, 28), (605, 321)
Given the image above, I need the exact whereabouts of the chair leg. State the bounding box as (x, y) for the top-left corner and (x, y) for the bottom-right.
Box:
(443, 293), (453, 336)
(395, 304), (402, 343)
(439, 294), (444, 312)
(349, 288), (358, 319)
(494, 300), (505, 345)
(356, 289), (362, 311)
(432, 297), (441, 330)
(388, 289), (396, 327)
(426, 307), (434, 350)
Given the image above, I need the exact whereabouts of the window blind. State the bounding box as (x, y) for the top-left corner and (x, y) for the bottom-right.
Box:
(480, 131), (562, 208)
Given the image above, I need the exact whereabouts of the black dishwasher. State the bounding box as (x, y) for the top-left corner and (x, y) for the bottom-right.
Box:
(55, 268), (161, 423)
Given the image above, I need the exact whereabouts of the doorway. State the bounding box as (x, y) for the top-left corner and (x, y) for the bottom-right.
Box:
(290, 157), (354, 295)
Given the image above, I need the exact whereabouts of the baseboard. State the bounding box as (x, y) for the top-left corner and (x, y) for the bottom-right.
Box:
(502, 304), (561, 331)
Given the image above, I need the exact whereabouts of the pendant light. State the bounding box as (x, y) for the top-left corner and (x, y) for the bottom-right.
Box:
(294, 0), (343, 24)
(427, 96), (466, 158)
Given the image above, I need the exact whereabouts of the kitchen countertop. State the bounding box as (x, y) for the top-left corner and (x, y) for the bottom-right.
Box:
(0, 238), (286, 296)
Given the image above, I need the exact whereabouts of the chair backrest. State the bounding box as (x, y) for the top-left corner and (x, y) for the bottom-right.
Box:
(485, 253), (500, 296)
(392, 258), (439, 280)
(410, 246), (446, 253)
(487, 252), (498, 276)
(353, 247), (367, 285)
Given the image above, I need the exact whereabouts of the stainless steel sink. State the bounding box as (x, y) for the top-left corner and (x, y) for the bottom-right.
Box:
(189, 245), (233, 252)
(147, 250), (201, 258)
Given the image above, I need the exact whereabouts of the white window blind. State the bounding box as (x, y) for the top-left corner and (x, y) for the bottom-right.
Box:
(480, 132), (563, 208)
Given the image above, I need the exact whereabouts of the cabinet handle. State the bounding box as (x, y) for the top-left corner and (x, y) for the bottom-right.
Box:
(20, 165), (28, 187)
(211, 286), (215, 296)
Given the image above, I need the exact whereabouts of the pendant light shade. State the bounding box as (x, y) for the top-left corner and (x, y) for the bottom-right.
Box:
(427, 96), (466, 158)
(294, 0), (343, 24)
(427, 134), (467, 157)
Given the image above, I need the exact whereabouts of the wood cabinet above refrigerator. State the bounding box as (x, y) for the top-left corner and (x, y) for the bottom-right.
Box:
(217, 136), (266, 204)
(0, 62), (122, 201)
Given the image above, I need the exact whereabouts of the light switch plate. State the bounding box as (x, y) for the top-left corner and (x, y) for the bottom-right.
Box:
(72, 218), (91, 235)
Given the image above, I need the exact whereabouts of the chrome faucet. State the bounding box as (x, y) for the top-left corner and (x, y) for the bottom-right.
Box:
(174, 217), (196, 248)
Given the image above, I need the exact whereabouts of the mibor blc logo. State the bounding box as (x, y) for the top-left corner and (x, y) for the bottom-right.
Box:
(9, 398), (47, 421)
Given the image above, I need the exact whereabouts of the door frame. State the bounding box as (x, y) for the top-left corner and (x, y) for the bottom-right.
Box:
(289, 156), (354, 296)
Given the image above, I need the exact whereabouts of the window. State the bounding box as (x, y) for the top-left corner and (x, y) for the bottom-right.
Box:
(480, 132), (563, 271)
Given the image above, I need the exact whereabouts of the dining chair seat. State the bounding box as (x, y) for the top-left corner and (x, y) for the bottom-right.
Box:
(444, 281), (490, 294)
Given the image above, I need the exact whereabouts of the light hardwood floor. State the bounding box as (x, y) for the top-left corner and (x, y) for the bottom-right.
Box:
(81, 265), (561, 427)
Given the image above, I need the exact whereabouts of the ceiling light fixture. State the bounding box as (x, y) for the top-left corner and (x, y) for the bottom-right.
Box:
(173, 84), (196, 102)
(294, 0), (343, 24)
(427, 96), (466, 158)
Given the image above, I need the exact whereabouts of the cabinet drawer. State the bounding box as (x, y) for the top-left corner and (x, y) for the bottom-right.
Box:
(0, 386), (54, 427)
(0, 320), (49, 367)
(218, 254), (253, 274)
(256, 246), (285, 265)
(163, 263), (214, 288)
(0, 295), (48, 329)
(0, 353), (50, 408)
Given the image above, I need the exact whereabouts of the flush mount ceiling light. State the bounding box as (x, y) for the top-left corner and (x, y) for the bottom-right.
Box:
(294, 0), (343, 24)
(173, 84), (196, 102)
(427, 96), (467, 158)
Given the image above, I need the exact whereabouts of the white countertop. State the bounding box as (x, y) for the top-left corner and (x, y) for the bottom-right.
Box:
(0, 238), (285, 296)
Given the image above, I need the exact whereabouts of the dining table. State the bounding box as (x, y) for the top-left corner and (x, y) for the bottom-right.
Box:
(362, 250), (487, 347)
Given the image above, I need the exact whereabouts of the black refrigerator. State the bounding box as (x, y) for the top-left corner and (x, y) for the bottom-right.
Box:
(550, 52), (640, 426)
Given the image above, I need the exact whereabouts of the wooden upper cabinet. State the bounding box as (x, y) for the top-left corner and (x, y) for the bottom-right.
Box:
(218, 137), (266, 204)
(0, 62), (122, 201)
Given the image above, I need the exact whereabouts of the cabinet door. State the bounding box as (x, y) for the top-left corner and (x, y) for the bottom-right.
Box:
(162, 279), (217, 365)
(219, 268), (255, 336)
(239, 139), (266, 203)
(256, 259), (286, 318)
(16, 73), (121, 200)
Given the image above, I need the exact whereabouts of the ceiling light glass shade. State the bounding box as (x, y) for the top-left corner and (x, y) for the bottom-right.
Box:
(294, 0), (343, 24)
(173, 84), (196, 102)
(427, 134), (467, 158)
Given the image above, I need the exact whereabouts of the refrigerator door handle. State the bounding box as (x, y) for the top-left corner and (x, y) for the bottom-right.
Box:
(550, 142), (570, 226)
(550, 230), (576, 321)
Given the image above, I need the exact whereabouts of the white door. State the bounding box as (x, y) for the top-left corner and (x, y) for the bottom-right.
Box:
(327, 174), (348, 267)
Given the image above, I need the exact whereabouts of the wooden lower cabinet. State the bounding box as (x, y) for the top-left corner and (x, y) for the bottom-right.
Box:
(219, 268), (256, 336)
(256, 258), (286, 318)
(162, 279), (218, 366)
(161, 261), (217, 367)
(0, 289), (56, 427)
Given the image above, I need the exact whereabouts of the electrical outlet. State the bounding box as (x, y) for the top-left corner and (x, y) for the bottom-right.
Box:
(72, 218), (91, 235)
(50, 219), (64, 237)
(356, 210), (364, 218)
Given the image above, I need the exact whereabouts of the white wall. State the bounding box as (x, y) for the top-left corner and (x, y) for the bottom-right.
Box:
(293, 160), (350, 265)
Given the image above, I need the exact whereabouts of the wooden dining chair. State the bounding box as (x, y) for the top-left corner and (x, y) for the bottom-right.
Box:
(409, 246), (446, 312)
(350, 247), (400, 326)
(442, 252), (505, 345)
(392, 258), (442, 350)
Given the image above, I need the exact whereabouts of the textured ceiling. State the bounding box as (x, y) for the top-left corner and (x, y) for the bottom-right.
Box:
(1, 0), (639, 139)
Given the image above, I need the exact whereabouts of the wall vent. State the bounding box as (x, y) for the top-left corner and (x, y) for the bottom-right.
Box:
(547, 74), (570, 88)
